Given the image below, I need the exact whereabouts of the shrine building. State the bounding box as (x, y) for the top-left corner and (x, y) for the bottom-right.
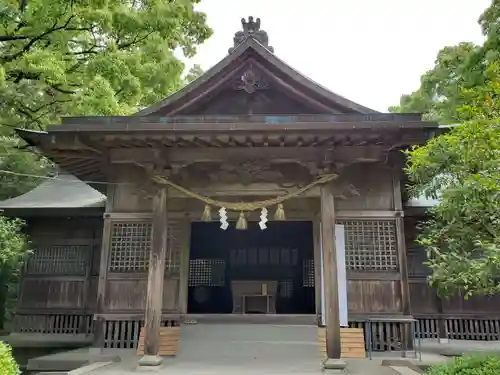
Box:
(2, 17), (500, 364)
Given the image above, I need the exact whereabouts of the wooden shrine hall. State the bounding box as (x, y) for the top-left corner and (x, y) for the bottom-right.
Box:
(3, 17), (500, 366)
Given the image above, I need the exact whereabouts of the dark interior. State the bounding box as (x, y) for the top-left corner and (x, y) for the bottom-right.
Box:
(187, 221), (315, 314)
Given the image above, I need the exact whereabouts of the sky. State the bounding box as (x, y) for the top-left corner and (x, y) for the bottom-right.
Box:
(185, 0), (491, 112)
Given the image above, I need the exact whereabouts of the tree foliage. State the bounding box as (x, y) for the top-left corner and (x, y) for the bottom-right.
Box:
(0, 342), (20, 375)
(0, 216), (29, 329)
(0, 0), (211, 197)
(0, 217), (27, 270)
(427, 354), (500, 375)
(0, 0), (210, 327)
(389, 42), (483, 123)
(403, 1), (500, 296)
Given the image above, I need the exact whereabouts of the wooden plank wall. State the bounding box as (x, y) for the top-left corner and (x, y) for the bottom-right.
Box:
(335, 164), (404, 317)
(406, 216), (500, 340)
(102, 217), (189, 315)
(14, 216), (101, 333)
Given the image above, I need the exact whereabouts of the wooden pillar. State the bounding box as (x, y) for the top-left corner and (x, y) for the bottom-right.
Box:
(140, 187), (169, 366)
(93, 213), (112, 349)
(313, 219), (322, 318)
(392, 173), (411, 316)
(320, 185), (343, 365)
(79, 235), (95, 335)
(393, 172), (414, 352)
(434, 293), (448, 343)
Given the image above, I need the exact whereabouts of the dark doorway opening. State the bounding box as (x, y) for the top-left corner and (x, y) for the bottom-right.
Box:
(187, 221), (315, 314)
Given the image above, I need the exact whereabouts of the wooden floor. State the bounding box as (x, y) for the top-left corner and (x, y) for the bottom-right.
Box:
(136, 327), (180, 357)
(317, 327), (366, 359)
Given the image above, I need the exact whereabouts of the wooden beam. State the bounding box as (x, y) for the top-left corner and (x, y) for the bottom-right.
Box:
(320, 184), (341, 360)
(336, 210), (402, 219)
(141, 187), (169, 365)
(108, 146), (389, 165)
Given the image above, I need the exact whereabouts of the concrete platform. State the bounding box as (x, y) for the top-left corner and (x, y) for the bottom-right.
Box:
(0, 333), (93, 372)
(1, 333), (93, 348)
(20, 328), (500, 375)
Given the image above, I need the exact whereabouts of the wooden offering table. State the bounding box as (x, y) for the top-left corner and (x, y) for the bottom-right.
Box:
(231, 280), (278, 314)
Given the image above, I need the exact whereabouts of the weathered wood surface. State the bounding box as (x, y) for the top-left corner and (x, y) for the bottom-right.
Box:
(393, 173), (410, 316)
(103, 278), (178, 312)
(320, 184), (341, 359)
(136, 327), (180, 356)
(143, 187), (169, 356)
(94, 215), (112, 347)
(19, 216), (101, 310)
(318, 327), (365, 358)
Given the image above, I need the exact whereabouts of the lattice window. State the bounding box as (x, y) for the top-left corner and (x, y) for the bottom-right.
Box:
(109, 222), (151, 272)
(108, 221), (182, 275)
(303, 259), (315, 287)
(188, 259), (225, 286)
(338, 220), (398, 271)
(26, 245), (89, 275)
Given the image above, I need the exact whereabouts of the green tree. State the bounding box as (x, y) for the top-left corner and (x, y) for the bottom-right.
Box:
(389, 43), (483, 123)
(0, 217), (29, 330)
(0, 341), (20, 375)
(0, 0), (212, 197)
(0, 0), (211, 329)
(405, 61), (500, 297)
(394, 1), (500, 297)
(185, 63), (204, 83)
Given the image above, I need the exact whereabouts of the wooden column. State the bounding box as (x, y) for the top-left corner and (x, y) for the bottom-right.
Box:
(320, 185), (342, 362)
(79, 236), (95, 334)
(313, 219), (322, 318)
(434, 293), (448, 343)
(141, 187), (169, 365)
(393, 172), (414, 352)
(93, 213), (112, 349)
(392, 173), (411, 316)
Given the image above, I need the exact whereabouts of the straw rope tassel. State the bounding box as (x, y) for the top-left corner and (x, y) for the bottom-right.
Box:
(235, 212), (248, 230)
(201, 204), (212, 221)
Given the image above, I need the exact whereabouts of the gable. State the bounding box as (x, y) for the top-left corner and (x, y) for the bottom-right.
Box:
(137, 19), (377, 117)
(153, 57), (349, 116)
(177, 86), (325, 115)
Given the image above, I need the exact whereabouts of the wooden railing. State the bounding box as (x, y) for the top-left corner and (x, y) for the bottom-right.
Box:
(12, 312), (93, 334)
(12, 313), (500, 350)
(415, 315), (500, 341)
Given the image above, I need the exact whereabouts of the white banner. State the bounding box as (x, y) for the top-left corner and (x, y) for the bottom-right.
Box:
(320, 224), (348, 327)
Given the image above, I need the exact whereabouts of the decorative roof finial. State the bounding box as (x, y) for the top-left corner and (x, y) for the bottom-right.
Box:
(242, 16), (260, 34)
(229, 16), (274, 54)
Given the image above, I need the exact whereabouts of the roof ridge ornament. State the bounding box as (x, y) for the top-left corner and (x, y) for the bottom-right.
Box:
(229, 16), (274, 54)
